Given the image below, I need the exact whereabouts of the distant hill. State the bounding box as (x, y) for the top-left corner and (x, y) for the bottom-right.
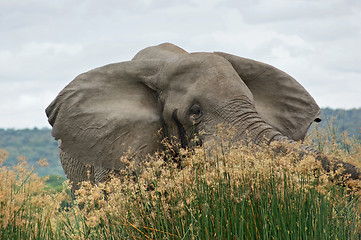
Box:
(317, 108), (361, 139)
(0, 128), (63, 176)
(0, 108), (360, 176)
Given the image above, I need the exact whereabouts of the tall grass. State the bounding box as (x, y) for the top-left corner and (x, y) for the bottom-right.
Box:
(1, 126), (361, 239)
(0, 151), (68, 239)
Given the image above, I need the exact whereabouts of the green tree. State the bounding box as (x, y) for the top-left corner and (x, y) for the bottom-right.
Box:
(0, 128), (64, 176)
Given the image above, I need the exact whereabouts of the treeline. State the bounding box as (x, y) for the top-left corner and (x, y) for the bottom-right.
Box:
(0, 108), (360, 176)
(317, 107), (361, 139)
(0, 128), (63, 176)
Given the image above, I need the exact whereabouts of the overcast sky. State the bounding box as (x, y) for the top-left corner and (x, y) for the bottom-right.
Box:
(1, 0), (360, 129)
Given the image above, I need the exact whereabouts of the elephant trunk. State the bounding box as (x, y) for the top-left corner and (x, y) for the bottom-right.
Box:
(218, 100), (360, 181)
(272, 135), (361, 180)
(216, 99), (283, 145)
(238, 120), (360, 180)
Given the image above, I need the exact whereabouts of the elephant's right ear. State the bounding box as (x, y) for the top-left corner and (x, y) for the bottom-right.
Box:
(214, 52), (321, 141)
(46, 60), (165, 169)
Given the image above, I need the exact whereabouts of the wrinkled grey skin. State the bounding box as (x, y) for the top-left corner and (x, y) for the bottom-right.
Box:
(46, 43), (359, 192)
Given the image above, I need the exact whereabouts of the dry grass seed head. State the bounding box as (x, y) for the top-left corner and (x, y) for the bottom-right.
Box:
(70, 127), (361, 230)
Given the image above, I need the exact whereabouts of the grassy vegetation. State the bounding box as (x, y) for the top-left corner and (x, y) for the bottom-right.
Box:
(1, 126), (361, 239)
(45, 175), (67, 193)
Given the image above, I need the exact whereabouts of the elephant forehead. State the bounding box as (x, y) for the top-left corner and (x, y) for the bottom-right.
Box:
(164, 63), (254, 102)
(164, 53), (230, 77)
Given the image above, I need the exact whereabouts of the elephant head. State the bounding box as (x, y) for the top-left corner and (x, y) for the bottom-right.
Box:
(46, 43), (357, 191)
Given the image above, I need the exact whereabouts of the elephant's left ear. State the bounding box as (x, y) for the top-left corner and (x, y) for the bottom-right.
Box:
(214, 52), (321, 141)
(45, 59), (165, 170)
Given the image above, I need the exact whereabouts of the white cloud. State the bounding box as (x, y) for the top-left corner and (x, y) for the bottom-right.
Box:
(0, 42), (84, 80)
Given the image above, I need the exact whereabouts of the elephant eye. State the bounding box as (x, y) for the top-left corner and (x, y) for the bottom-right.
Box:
(189, 104), (202, 120)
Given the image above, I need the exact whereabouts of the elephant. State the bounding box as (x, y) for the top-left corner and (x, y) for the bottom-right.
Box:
(46, 43), (360, 193)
